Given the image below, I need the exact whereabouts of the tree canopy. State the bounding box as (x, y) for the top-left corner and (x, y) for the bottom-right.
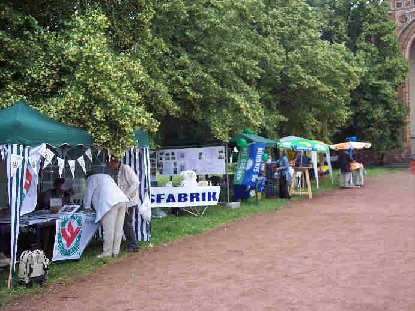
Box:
(0, 0), (408, 152)
(315, 0), (408, 151)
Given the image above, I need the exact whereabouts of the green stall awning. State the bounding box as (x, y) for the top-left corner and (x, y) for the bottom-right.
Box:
(0, 101), (93, 146)
(230, 133), (278, 146)
(134, 130), (149, 148)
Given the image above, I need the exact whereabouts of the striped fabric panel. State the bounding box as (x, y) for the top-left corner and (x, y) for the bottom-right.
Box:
(7, 144), (29, 287)
(122, 147), (151, 242)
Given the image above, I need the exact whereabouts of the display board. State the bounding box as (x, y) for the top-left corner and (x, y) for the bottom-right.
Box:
(157, 146), (226, 176)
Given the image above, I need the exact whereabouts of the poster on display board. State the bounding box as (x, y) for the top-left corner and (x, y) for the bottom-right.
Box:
(149, 150), (157, 183)
(157, 146), (226, 176)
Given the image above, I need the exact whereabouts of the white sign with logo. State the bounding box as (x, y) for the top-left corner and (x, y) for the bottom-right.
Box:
(52, 213), (98, 261)
(150, 186), (221, 208)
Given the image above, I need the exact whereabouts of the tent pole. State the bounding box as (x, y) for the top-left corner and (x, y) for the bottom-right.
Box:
(7, 260), (13, 288)
(225, 145), (230, 203)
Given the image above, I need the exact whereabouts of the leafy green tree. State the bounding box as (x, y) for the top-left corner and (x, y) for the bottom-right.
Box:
(0, 6), (161, 156)
(140, 0), (362, 144)
(317, 0), (408, 151)
(0, 0), (381, 150)
(140, 0), (269, 144)
(258, 0), (363, 141)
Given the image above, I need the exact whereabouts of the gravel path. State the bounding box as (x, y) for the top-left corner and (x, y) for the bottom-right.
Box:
(4, 172), (415, 311)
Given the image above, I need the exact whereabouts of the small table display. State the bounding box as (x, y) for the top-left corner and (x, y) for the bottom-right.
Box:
(0, 206), (98, 261)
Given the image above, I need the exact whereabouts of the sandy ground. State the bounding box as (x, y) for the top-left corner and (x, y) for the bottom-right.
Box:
(4, 172), (415, 311)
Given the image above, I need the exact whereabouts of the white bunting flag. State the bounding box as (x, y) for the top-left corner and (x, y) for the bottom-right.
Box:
(10, 154), (23, 178)
(42, 148), (55, 168)
(85, 148), (92, 162)
(29, 156), (39, 175)
(68, 160), (76, 178)
(57, 157), (65, 177)
(77, 156), (86, 174)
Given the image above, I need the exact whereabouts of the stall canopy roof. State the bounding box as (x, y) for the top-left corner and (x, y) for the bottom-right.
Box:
(134, 130), (149, 148)
(0, 101), (93, 146)
(230, 133), (278, 146)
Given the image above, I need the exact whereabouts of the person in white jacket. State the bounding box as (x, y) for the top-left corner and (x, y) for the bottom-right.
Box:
(108, 158), (140, 252)
(83, 173), (129, 258)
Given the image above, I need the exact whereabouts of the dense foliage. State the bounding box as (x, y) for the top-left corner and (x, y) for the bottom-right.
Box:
(0, 0), (407, 152)
(316, 0), (408, 151)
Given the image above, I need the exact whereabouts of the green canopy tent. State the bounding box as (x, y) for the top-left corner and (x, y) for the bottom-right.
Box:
(0, 102), (149, 287)
(0, 101), (93, 146)
(0, 101), (95, 287)
(230, 133), (278, 146)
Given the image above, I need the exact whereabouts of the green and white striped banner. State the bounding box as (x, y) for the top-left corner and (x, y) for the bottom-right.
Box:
(6, 144), (29, 288)
(121, 147), (151, 242)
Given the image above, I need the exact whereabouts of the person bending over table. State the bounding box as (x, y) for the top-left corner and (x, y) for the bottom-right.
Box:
(83, 172), (129, 258)
(108, 158), (140, 253)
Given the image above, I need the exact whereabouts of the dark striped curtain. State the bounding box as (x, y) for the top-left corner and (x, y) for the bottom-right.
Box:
(122, 147), (151, 241)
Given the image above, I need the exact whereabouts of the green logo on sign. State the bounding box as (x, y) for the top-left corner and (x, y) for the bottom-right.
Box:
(57, 215), (82, 257)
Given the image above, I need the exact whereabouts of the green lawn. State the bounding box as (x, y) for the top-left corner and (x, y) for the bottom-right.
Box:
(0, 167), (403, 306)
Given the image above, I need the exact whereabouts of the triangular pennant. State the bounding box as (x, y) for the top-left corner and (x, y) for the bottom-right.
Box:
(10, 154), (23, 178)
(42, 148), (55, 168)
(85, 148), (92, 162)
(68, 160), (76, 178)
(57, 157), (65, 177)
(77, 156), (86, 174)
(29, 156), (39, 176)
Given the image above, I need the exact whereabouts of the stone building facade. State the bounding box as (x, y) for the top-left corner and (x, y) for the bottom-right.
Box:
(389, 0), (415, 154)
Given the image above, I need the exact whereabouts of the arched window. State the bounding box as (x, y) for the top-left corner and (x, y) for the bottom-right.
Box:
(400, 14), (409, 24)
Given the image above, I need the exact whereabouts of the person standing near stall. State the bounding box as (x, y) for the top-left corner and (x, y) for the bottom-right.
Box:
(352, 149), (365, 186)
(277, 151), (291, 199)
(338, 149), (353, 188)
(83, 172), (129, 258)
(108, 158), (140, 253)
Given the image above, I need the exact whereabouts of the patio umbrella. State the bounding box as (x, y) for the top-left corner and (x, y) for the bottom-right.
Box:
(278, 137), (329, 153)
(278, 137), (332, 188)
(330, 142), (371, 150)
